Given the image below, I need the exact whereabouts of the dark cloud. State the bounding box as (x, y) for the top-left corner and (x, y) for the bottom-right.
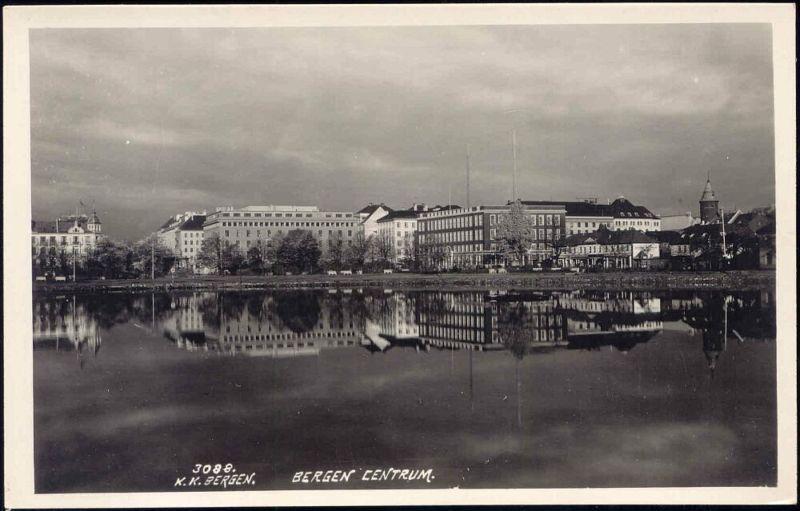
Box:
(30, 24), (774, 240)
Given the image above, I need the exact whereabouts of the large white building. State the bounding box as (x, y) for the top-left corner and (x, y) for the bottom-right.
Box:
(376, 209), (418, 264)
(156, 211), (207, 271)
(32, 211), (104, 269)
(203, 205), (360, 255)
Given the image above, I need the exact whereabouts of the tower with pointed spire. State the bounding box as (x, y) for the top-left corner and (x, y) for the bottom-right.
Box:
(699, 172), (720, 224)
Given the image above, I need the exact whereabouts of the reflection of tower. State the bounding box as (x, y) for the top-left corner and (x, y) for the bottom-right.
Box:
(699, 173), (721, 224)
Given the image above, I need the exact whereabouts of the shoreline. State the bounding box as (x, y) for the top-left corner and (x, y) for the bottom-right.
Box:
(32, 270), (775, 294)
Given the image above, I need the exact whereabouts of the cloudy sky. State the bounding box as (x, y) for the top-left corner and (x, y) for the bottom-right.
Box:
(30, 24), (774, 241)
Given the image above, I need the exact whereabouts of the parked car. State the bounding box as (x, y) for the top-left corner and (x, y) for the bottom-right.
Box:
(488, 268), (497, 274)
(383, 269), (393, 274)
(285, 272), (293, 276)
(327, 270), (338, 275)
(340, 270), (352, 275)
(497, 268), (508, 274)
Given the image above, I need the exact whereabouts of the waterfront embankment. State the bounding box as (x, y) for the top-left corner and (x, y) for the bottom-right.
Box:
(32, 270), (775, 294)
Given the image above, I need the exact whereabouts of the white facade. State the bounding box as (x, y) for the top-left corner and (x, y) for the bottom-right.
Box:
(203, 205), (360, 256)
(32, 214), (104, 265)
(566, 215), (613, 235)
(360, 205), (392, 239)
(612, 216), (661, 231)
(377, 216), (417, 264)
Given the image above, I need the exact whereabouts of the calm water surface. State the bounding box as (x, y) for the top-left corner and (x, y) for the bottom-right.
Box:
(33, 288), (776, 492)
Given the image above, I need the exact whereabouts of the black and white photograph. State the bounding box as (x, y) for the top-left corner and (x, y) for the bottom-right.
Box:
(3, 3), (796, 507)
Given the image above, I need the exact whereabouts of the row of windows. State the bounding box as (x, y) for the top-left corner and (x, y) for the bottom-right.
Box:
(222, 229), (353, 238)
(221, 212), (353, 219)
(616, 219), (658, 227)
(490, 213), (560, 227)
(418, 230), (484, 245)
(222, 330), (358, 342)
(569, 244), (639, 254)
(420, 214), (482, 231)
(420, 325), (484, 343)
(32, 235), (95, 244)
(487, 228), (560, 241)
(222, 221), (354, 228)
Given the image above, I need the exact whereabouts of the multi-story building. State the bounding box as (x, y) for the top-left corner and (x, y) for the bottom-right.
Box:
(521, 197), (661, 235)
(31, 211), (104, 269)
(202, 205), (360, 256)
(357, 203), (393, 239)
(416, 203), (566, 269)
(376, 209), (419, 264)
(156, 211), (207, 271)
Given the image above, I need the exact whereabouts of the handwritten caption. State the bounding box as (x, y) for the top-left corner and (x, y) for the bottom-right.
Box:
(292, 468), (435, 484)
(174, 463), (256, 489)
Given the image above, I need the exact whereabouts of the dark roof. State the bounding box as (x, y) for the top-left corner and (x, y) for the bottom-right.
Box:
(563, 228), (657, 246)
(520, 197), (657, 219)
(180, 215), (206, 231)
(357, 203), (393, 215)
(32, 217), (90, 233)
(376, 209), (418, 222)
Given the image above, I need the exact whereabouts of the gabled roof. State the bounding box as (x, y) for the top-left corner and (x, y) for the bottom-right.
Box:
(357, 203), (393, 215)
(32, 217), (90, 233)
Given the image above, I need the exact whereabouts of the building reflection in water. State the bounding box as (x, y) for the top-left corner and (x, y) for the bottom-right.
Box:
(33, 288), (776, 375)
(32, 295), (102, 369)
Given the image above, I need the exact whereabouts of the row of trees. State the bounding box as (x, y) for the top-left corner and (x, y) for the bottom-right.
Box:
(35, 228), (418, 281)
(195, 230), (409, 275)
(33, 235), (177, 280)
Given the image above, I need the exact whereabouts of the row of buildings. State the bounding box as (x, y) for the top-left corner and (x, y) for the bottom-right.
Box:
(32, 175), (774, 273)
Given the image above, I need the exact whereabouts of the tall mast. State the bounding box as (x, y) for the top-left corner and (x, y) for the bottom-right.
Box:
(465, 146), (471, 209)
(511, 130), (518, 201)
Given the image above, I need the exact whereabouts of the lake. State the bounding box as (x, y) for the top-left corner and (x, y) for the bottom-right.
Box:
(33, 288), (776, 492)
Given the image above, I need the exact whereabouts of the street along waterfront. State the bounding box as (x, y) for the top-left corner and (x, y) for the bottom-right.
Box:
(33, 288), (776, 492)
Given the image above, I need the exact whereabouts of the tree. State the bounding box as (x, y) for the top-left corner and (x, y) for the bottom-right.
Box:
(277, 230), (321, 273)
(495, 200), (535, 265)
(246, 241), (265, 273)
(222, 242), (245, 274)
(321, 238), (345, 271)
(344, 232), (369, 270)
(88, 238), (135, 279)
(263, 233), (284, 273)
(197, 233), (224, 274)
(366, 232), (393, 269)
(419, 244), (447, 271)
(134, 235), (175, 278)
(398, 234), (417, 270)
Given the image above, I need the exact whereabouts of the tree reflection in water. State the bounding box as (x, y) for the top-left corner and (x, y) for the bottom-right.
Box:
(33, 288), (776, 369)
